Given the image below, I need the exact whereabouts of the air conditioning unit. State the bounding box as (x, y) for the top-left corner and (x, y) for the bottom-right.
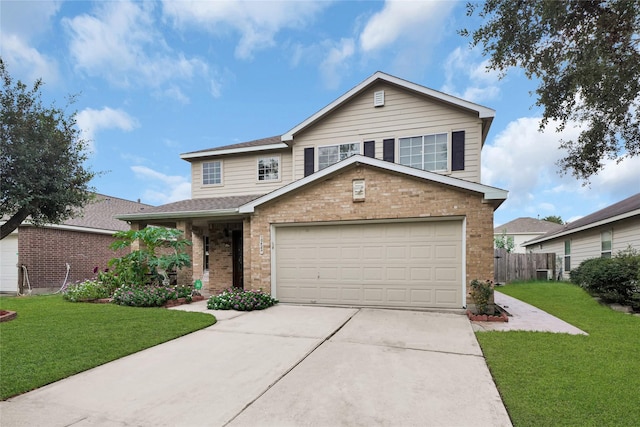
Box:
(536, 269), (552, 280)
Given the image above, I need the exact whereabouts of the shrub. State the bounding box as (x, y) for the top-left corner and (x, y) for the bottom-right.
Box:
(570, 250), (640, 309)
(112, 285), (177, 307)
(108, 227), (192, 286)
(207, 287), (278, 311)
(63, 279), (112, 302)
(469, 279), (494, 315)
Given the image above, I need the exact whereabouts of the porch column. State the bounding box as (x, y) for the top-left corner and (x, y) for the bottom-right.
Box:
(191, 227), (204, 282)
(176, 220), (193, 287)
(128, 222), (147, 252)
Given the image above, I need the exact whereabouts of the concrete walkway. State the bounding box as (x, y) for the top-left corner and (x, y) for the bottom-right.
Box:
(1, 304), (512, 427)
(471, 291), (588, 335)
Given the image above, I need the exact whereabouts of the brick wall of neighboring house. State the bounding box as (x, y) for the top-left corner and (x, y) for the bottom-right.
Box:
(18, 227), (127, 291)
(246, 165), (495, 306)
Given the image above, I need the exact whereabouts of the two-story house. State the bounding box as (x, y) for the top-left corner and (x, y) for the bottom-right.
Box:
(118, 72), (508, 309)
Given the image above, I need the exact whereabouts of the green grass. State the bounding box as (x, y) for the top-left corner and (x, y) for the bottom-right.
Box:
(478, 281), (640, 427)
(0, 295), (216, 400)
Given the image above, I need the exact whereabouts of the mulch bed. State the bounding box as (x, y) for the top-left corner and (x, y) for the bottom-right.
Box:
(0, 309), (17, 322)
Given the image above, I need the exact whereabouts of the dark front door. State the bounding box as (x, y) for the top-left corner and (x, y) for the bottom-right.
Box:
(232, 230), (243, 289)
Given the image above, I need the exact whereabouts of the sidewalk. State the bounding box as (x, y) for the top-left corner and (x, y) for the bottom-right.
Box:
(471, 291), (588, 335)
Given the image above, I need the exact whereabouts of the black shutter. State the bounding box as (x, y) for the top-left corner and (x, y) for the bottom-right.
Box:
(304, 147), (314, 177)
(364, 140), (375, 158)
(383, 139), (395, 162)
(451, 131), (465, 171)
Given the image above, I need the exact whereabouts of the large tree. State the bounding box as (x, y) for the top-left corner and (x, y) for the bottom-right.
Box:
(0, 59), (96, 240)
(463, 0), (640, 181)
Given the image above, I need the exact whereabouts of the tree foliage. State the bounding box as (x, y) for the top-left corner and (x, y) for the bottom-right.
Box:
(541, 215), (564, 224)
(0, 58), (96, 239)
(108, 227), (192, 286)
(463, 0), (640, 181)
(494, 229), (515, 253)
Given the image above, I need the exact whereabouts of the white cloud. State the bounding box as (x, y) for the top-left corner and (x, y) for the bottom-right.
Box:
(63, 1), (209, 90)
(76, 107), (138, 151)
(441, 47), (501, 103)
(0, 34), (59, 84)
(0, 1), (61, 83)
(360, 0), (454, 52)
(161, 0), (329, 60)
(484, 116), (640, 223)
(319, 38), (356, 90)
(131, 166), (191, 204)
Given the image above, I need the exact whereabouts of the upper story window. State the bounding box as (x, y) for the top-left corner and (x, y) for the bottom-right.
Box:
(318, 143), (360, 170)
(601, 230), (612, 258)
(399, 133), (448, 172)
(257, 156), (280, 181)
(202, 161), (222, 185)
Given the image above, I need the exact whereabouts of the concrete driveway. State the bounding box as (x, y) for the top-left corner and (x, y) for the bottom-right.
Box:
(0, 305), (511, 427)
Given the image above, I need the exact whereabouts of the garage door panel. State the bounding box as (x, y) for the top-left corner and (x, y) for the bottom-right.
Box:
(435, 289), (458, 305)
(410, 289), (433, 304)
(275, 221), (463, 308)
(410, 267), (431, 281)
(363, 288), (383, 303)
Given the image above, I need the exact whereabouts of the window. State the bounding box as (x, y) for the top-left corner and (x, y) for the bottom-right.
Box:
(601, 230), (612, 258)
(202, 161), (221, 185)
(564, 240), (571, 272)
(399, 133), (448, 171)
(318, 143), (359, 170)
(257, 156), (280, 181)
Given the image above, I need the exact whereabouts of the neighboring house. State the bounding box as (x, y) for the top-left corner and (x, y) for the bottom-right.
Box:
(525, 193), (640, 279)
(494, 217), (563, 253)
(118, 72), (508, 309)
(0, 194), (149, 294)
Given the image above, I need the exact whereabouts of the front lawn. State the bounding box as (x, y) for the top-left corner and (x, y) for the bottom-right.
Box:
(477, 281), (640, 426)
(0, 295), (216, 400)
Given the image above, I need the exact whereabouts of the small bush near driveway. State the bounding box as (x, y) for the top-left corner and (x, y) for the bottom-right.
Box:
(207, 287), (278, 311)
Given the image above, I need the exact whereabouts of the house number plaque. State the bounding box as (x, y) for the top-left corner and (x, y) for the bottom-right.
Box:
(353, 179), (365, 202)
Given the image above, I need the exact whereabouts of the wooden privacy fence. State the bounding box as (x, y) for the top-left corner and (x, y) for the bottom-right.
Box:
(494, 249), (557, 284)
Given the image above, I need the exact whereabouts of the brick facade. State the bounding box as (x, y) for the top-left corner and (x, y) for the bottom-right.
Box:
(17, 226), (128, 292)
(244, 164), (495, 306)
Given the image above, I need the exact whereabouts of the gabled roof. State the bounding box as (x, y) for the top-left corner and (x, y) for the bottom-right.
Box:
(525, 193), (640, 246)
(180, 136), (286, 161)
(178, 71), (497, 161)
(4, 194), (151, 234)
(282, 71), (496, 143)
(239, 155), (507, 213)
(117, 195), (263, 221)
(494, 217), (563, 234)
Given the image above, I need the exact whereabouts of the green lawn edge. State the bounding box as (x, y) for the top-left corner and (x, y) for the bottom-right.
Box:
(0, 295), (216, 400)
(477, 281), (640, 427)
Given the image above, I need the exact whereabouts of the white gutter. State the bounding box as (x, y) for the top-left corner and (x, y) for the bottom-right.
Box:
(116, 208), (242, 222)
(525, 209), (640, 246)
(180, 143), (289, 160)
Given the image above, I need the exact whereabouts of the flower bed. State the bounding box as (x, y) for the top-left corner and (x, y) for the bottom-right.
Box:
(0, 310), (17, 322)
(467, 309), (509, 322)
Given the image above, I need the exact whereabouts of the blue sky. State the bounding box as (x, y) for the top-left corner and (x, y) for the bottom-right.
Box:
(2, 0), (638, 227)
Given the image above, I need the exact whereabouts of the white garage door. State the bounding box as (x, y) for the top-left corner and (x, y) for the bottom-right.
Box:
(0, 232), (19, 293)
(275, 220), (463, 308)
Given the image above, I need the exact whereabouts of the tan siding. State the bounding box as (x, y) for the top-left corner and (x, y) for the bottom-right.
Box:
(612, 217), (640, 253)
(526, 216), (640, 279)
(191, 150), (293, 199)
(292, 82), (484, 183)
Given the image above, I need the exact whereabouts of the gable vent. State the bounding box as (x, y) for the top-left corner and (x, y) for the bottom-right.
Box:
(374, 90), (385, 107)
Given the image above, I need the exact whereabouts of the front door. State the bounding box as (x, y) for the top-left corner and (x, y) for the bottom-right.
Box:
(232, 230), (243, 289)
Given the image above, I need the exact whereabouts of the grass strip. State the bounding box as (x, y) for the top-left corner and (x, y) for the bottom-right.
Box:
(0, 294), (216, 400)
(477, 281), (640, 426)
